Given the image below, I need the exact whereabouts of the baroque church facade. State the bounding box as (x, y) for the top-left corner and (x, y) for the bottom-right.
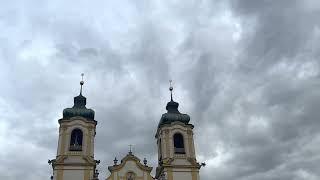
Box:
(49, 78), (204, 180)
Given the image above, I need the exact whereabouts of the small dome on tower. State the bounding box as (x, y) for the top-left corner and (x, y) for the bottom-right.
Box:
(62, 74), (95, 121)
(158, 81), (190, 127)
(158, 99), (190, 127)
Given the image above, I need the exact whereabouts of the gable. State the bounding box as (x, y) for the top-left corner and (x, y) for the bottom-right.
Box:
(106, 154), (153, 180)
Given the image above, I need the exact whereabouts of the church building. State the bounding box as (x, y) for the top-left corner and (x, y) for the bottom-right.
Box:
(49, 76), (204, 180)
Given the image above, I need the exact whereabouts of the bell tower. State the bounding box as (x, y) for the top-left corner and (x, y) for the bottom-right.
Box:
(49, 74), (100, 180)
(155, 81), (202, 180)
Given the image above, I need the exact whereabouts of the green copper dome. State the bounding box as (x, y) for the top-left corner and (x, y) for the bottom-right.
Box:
(158, 81), (191, 128)
(62, 75), (95, 121)
(63, 93), (94, 120)
(158, 99), (190, 128)
(62, 73), (96, 120)
(62, 93), (95, 120)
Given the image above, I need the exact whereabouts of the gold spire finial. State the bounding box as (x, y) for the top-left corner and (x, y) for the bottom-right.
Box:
(129, 144), (133, 154)
(169, 80), (173, 101)
(80, 73), (84, 94)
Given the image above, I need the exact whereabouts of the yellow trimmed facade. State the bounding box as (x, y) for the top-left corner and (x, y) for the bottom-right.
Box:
(106, 152), (153, 180)
(50, 116), (99, 180)
(50, 82), (202, 180)
(155, 122), (201, 180)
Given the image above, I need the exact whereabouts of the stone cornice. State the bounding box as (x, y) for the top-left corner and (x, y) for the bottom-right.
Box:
(155, 121), (194, 138)
(59, 116), (97, 125)
(108, 153), (153, 173)
(52, 155), (97, 168)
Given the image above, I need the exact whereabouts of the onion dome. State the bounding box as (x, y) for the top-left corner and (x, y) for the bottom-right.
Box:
(62, 74), (95, 121)
(158, 80), (190, 127)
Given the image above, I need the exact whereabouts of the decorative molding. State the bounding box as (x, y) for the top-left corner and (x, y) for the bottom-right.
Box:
(166, 130), (170, 158)
(59, 116), (97, 125)
(67, 151), (82, 156)
(174, 154), (186, 159)
(107, 153), (153, 173)
(159, 121), (194, 129)
(187, 130), (193, 135)
(187, 157), (198, 166)
(161, 158), (174, 165)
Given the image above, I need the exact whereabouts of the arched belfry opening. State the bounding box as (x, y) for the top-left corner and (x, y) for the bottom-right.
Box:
(69, 128), (83, 151)
(173, 133), (185, 154)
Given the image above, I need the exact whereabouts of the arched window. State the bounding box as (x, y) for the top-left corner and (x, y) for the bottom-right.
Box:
(173, 133), (185, 154)
(69, 129), (83, 151)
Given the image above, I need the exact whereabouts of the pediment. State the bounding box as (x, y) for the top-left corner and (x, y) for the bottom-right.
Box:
(108, 153), (152, 173)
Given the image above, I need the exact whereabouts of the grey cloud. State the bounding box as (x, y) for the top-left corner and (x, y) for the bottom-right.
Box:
(0, 1), (320, 180)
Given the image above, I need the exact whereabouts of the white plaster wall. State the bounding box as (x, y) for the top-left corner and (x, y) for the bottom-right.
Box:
(57, 130), (62, 155)
(64, 156), (86, 163)
(117, 161), (144, 177)
(108, 160), (152, 180)
(172, 159), (190, 165)
(172, 171), (192, 180)
(63, 170), (84, 180)
(144, 172), (147, 180)
(91, 131), (94, 155)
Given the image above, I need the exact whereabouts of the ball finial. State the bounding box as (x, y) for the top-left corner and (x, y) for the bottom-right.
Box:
(80, 73), (84, 85)
(169, 80), (173, 91)
(80, 73), (84, 94)
(169, 80), (173, 101)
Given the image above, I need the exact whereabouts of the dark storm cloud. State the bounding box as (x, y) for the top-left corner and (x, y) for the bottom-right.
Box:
(0, 0), (320, 180)
(197, 1), (320, 180)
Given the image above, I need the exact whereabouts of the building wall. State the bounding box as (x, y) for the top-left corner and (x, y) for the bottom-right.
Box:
(157, 122), (196, 161)
(107, 159), (153, 180)
(156, 122), (200, 180)
(172, 171), (192, 180)
(53, 117), (97, 180)
(63, 170), (84, 180)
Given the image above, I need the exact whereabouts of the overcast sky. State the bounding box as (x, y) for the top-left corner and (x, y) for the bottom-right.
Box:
(0, 0), (320, 180)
